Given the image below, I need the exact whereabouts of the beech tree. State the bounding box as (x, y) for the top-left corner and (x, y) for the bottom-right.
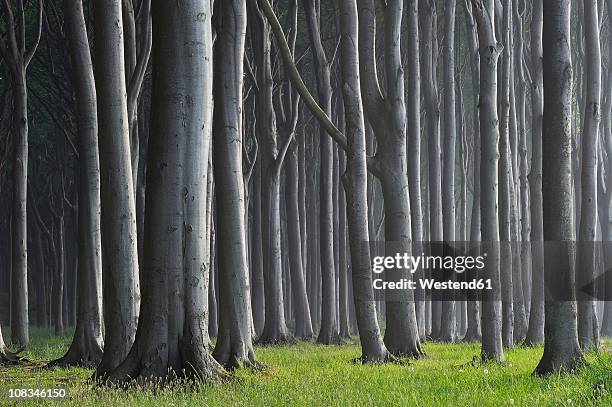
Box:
(420, 0), (443, 339)
(212, 0), (261, 369)
(576, 0), (601, 352)
(440, 0), (458, 343)
(338, 0), (390, 363)
(357, 0), (423, 358)
(535, 0), (584, 376)
(462, 0), (482, 343)
(248, 0), (294, 344)
(302, 0), (340, 345)
(92, 0), (140, 378)
(100, 0), (224, 383)
(49, 0), (104, 368)
(471, 0), (504, 362)
(0, 0), (43, 349)
(281, 0), (314, 341)
(525, 0), (545, 346)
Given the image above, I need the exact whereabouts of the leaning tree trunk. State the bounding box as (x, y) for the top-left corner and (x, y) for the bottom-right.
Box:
(257, 0), (393, 360)
(103, 0), (225, 383)
(93, 0), (140, 378)
(212, 0), (261, 370)
(576, 0), (601, 352)
(525, 0), (545, 346)
(534, 0), (585, 376)
(471, 0), (504, 363)
(339, 0), (390, 363)
(49, 0), (104, 368)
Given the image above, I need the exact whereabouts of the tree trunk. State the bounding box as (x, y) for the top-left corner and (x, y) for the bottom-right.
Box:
(212, 0), (261, 370)
(10, 73), (29, 349)
(356, 0), (423, 357)
(103, 0), (225, 383)
(471, 0), (505, 362)
(513, 0), (529, 345)
(600, 0), (612, 339)
(49, 0), (103, 367)
(339, 0), (390, 362)
(406, 0), (426, 341)
(440, 0), (458, 343)
(0, 324), (20, 364)
(525, 0), (545, 346)
(576, 0), (601, 352)
(93, 0), (140, 378)
(302, 0), (340, 345)
(499, 0), (514, 348)
(463, 0), (482, 343)
(420, 0), (443, 340)
(534, 0), (585, 375)
(53, 211), (66, 337)
(249, 0), (293, 344)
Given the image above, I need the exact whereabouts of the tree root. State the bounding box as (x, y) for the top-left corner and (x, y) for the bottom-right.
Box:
(533, 352), (586, 376)
(0, 347), (27, 366)
(352, 351), (411, 366)
(255, 332), (296, 346)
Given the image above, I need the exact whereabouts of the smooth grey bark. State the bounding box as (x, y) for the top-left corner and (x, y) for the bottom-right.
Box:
(440, 0), (457, 343)
(471, 0), (504, 362)
(208, 174), (218, 339)
(286, 139), (315, 340)
(534, 0), (585, 375)
(249, 0), (293, 344)
(48, 0), (104, 368)
(513, 0), (529, 344)
(0, 0), (43, 350)
(250, 151), (265, 336)
(525, 0), (545, 346)
(302, 0), (340, 345)
(406, 0), (425, 340)
(357, 0), (423, 357)
(124, 0), (152, 268)
(339, 0), (390, 362)
(576, 0), (601, 352)
(462, 0), (482, 342)
(338, 150), (350, 339)
(499, 0), (514, 348)
(420, 0), (443, 339)
(104, 0), (225, 383)
(278, 0), (313, 341)
(257, 0), (392, 359)
(336, 101), (350, 339)
(0, 324), (21, 364)
(92, 0), (140, 378)
(212, 0), (261, 370)
(601, 0), (612, 338)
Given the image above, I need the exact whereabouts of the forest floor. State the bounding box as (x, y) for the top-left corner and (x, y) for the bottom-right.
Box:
(0, 329), (610, 406)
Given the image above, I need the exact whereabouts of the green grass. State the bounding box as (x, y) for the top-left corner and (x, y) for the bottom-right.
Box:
(0, 329), (611, 406)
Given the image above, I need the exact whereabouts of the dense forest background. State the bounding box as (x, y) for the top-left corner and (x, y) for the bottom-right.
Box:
(0, 0), (610, 388)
